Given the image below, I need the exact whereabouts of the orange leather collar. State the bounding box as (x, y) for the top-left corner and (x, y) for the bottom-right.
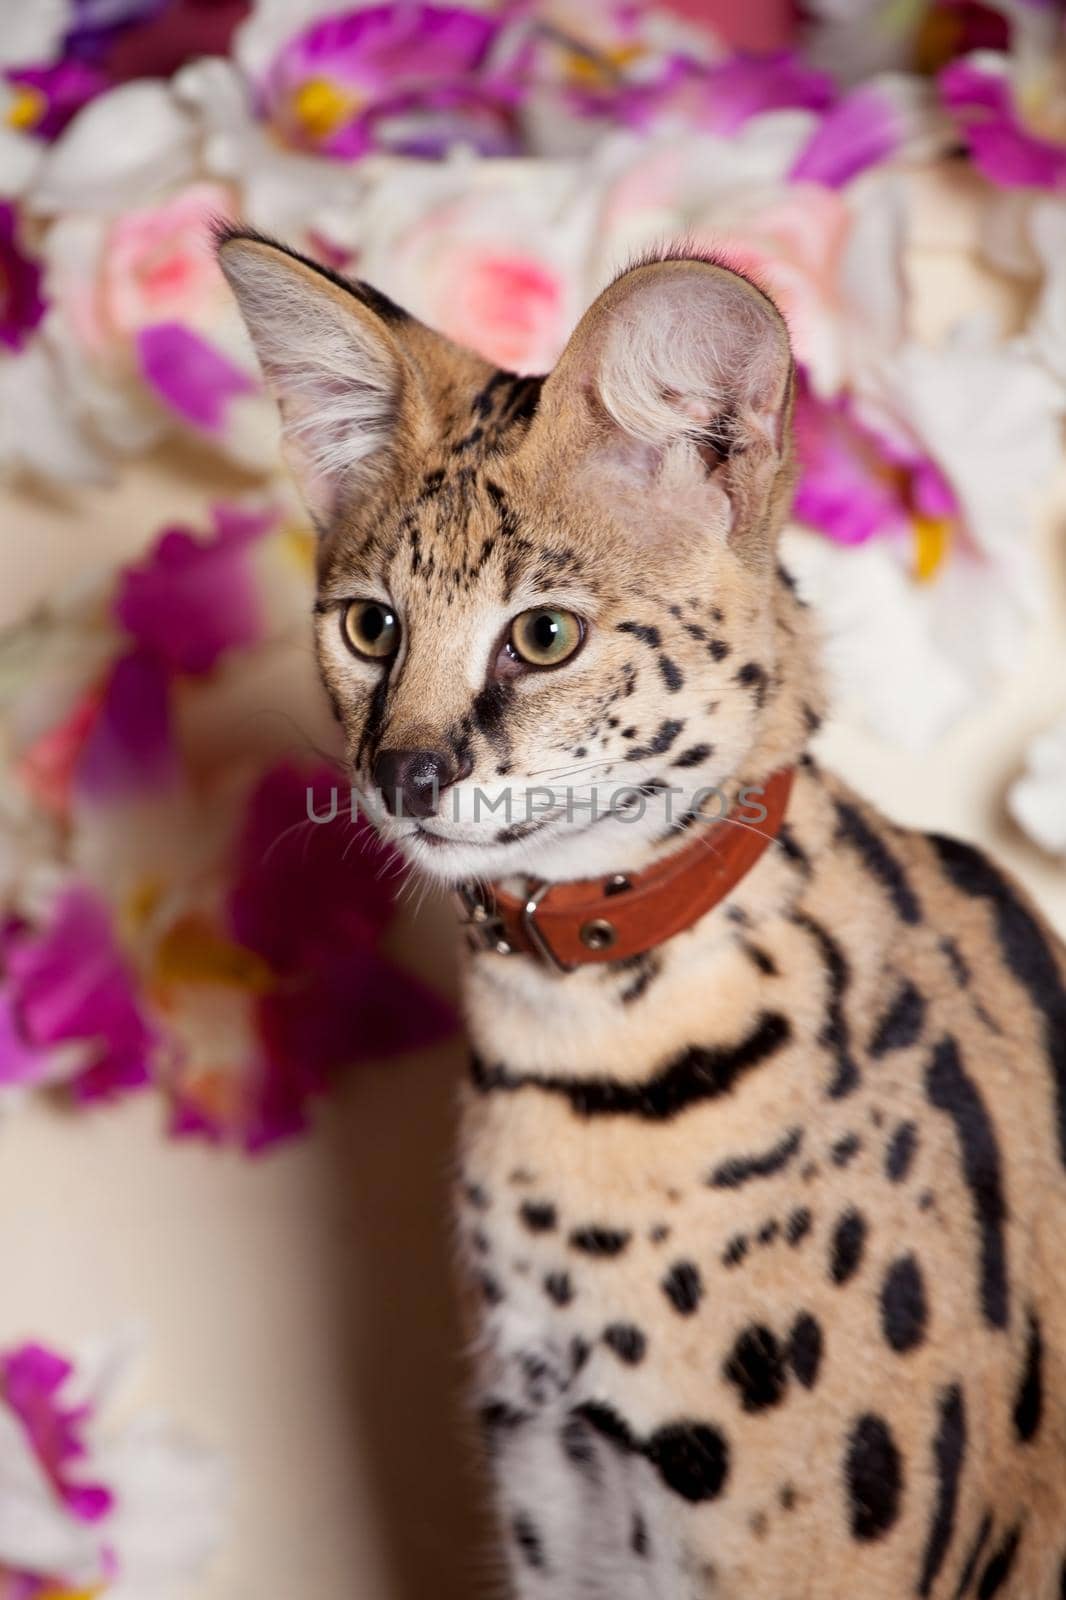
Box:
(455, 767), (794, 972)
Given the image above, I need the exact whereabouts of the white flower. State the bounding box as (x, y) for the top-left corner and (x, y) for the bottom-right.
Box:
(0, 1333), (227, 1597)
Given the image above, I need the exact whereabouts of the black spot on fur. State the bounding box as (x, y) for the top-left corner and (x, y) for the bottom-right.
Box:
(616, 620), (661, 648)
(744, 943), (778, 976)
(630, 1513), (650, 1557)
(926, 1035), (1008, 1329)
(792, 912), (860, 1098)
(723, 1234), (748, 1267)
(736, 660), (769, 709)
(831, 1132), (862, 1167)
(776, 822), (811, 873)
(844, 1414), (902, 1540)
(881, 1255), (928, 1353)
(829, 1209), (867, 1285)
(833, 800), (923, 925)
(673, 743), (713, 768)
(478, 1272), (503, 1306)
(954, 1514), (992, 1600)
(470, 1012), (791, 1119)
(604, 1323), (647, 1365)
(724, 1325), (788, 1412)
(918, 1385), (966, 1596)
(662, 1260), (703, 1315)
(786, 1207), (812, 1247)
(560, 1415), (600, 1480)
(659, 654), (683, 692)
(932, 833), (1066, 1170)
(512, 1511), (547, 1571)
(1013, 1310), (1043, 1443)
(520, 1201), (557, 1234)
(480, 1399), (529, 1454)
(788, 1313), (823, 1388)
(870, 979), (927, 1057)
(885, 1120), (919, 1182)
(645, 1422), (730, 1504)
(544, 1271), (573, 1305)
(625, 718), (685, 762)
(709, 1126), (803, 1188)
(569, 1226), (630, 1257)
(976, 1527), (1021, 1598)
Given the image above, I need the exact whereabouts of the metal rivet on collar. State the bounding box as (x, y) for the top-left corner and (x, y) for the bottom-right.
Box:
(604, 874), (631, 896)
(580, 918), (617, 951)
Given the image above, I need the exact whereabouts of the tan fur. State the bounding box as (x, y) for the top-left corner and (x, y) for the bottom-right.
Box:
(221, 233), (1066, 1599)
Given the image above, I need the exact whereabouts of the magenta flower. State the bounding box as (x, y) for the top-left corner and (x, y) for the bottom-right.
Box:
(790, 80), (921, 188)
(0, 1344), (113, 1523)
(262, 3), (528, 159)
(572, 49), (833, 135)
(169, 763), (455, 1151)
(0, 205), (46, 354)
(74, 649), (179, 802)
(0, 885), (155, 1103)
(136, 323), (257, 437)
(792, 372), (959, 559)
(941, 54), (1066, 191)
(114, 501), (275, 675)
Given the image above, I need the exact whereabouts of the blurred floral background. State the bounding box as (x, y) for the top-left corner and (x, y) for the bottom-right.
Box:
(1, 0), (1064, 1594)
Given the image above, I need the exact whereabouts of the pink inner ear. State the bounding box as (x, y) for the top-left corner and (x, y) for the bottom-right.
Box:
(593, 265), (791, 455)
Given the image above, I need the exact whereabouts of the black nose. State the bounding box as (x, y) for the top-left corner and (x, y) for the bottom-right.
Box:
(372, 748), (457, 819)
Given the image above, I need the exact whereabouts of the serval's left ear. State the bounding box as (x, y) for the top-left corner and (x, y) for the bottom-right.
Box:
(216, 226), (430, 529)
(532, 252), (795, 553)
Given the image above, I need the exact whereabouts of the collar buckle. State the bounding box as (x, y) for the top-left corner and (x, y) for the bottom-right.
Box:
(454, 883), (514, 957)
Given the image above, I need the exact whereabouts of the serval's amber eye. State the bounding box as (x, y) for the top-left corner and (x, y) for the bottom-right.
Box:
(508, 608), (585, 669)
(342, 599), (400, 661)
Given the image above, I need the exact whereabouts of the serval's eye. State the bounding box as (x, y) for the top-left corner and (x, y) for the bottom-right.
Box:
(508, 608), (585, 669)
(342, 599), (400, 661)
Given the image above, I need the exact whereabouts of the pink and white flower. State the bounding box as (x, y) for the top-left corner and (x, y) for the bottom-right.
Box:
(0, 1334), (225, 1599)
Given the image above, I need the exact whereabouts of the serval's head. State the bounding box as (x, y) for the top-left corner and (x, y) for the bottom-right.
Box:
(219, 231), (820, 884)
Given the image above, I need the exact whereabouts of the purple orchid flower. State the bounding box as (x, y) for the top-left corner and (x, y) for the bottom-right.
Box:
(168, 762), (455, 1151)
(569, 48), (834, 136)
(0, 204), (46, 354)
(941, 54), (1066, 191)
(0, 1343), (113, 1522)
(136, 323), (257, 438)
(262, 3), (529, 159)
(3, 59), (108, 141)
(790, 79), (922, 188)
(113, 501), (275, 675)
(0, 885), (156, 1102)
(792, 372), (959, 556)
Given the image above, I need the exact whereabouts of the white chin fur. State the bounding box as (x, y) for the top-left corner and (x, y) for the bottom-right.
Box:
(374, 784), (718, 886)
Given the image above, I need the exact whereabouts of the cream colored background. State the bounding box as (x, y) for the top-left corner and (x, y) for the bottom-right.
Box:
(1, 170), (1064, 1598)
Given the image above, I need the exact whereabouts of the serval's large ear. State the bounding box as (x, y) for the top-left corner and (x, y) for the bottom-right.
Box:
(533, 253), (794, 554)
(217, 227), (428, 529)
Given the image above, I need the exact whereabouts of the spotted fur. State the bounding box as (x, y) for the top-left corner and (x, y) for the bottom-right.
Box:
(221, 233), (1066, 1599)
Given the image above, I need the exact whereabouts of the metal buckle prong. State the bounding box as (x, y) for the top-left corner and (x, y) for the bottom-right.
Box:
(521, 880), (574, 974)
(454, 883), (513, 955)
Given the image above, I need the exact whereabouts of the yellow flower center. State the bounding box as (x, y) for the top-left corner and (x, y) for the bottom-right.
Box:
(6, 83), (46, 131)
(562, 42), (643, 90)
(913, 514), (951, 581)
(153, 916), (274, 994)
(1016, 60), (1066, 148)
(290, 78), (362, 139)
